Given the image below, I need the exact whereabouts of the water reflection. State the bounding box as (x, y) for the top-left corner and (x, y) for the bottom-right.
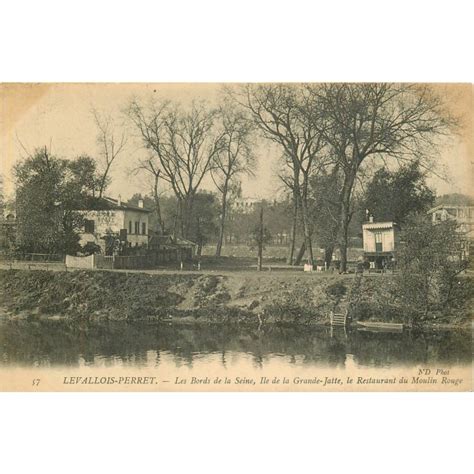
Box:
(0, 320), (471, 369)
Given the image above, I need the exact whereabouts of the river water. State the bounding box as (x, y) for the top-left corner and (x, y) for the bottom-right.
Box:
(0, 320), (471, 369)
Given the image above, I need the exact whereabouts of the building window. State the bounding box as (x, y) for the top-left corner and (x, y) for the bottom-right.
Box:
(129, 220), (133, 234)
(375, 232), (383, 252)
(84, 219), (95, 234)
(135, 221), (139, 234)
(142, 222), (146, 235)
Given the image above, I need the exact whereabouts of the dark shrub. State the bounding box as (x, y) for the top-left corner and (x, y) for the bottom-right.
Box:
(325, 280), (347, 298)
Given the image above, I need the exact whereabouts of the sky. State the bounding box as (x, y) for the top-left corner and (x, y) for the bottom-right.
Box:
(0, 83), (472, 202)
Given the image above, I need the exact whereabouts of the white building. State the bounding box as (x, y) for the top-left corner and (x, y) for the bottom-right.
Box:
(427, 204), (474, 240)
(427, 204), (474, 260)
(232, 197), (261, 214)
(362, 221), (400, 269)
(78, 196), (150, 253)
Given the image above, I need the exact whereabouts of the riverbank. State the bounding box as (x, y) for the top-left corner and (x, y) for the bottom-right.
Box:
(0, 269), (471, 327)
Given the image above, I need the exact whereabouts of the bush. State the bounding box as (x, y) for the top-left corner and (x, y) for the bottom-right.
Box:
(325, 280), (347, 298)
(395, 214), (467, 323)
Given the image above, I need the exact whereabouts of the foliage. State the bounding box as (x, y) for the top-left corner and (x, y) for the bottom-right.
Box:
(362, 161), (435, 224)
(14, 148), (101, 255)
(395, 214), (467, 323)
(249, 224), (272, 251)
(81, 242), (102, 256)
(304, 83), (454, 271)
(325, 280), (347, 298)
(186, 192), (220, 251)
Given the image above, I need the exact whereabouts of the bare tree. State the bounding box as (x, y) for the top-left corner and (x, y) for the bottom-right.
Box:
(127, 99), (224, 238)
(277, 154), (300, 265)
(306, 83), (454, 271)
(211, 105), (256, 257)
(92, 108), (127, 198)
(228, 84), (328, 265)
(134, 155), (164, 232)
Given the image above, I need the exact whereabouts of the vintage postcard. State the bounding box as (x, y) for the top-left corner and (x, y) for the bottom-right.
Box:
(0, 83), (472, 391)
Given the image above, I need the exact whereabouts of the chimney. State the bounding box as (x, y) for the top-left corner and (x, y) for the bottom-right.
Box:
(138, 198), (144, 209)
(369, 214), (374, 223)
(117, 195), (122, 206)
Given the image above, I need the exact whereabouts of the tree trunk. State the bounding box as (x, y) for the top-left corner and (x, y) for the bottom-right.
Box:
(98, 162), (112, 199)
(297, 173), (313, 265)
(299, 195), (314, 265)
(286, 192), (298, 265)
(338, 171), (356, 273)
(196, 218), (203, 258)
(153, 174), (164, 233)
(257, 206), (263, 271)
(216, 180), (229, 257)
(294, 240), (306, 266)
(173, 199), (181, 238)
(324, 244), (334, 269)
(178, 196), (194, 239)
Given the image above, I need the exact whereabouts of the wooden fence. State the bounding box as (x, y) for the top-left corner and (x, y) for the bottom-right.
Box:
(0, 252), (65, 263)
(94, 252), (180, 270)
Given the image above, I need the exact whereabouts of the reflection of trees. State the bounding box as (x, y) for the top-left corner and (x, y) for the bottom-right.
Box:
(0, 321), (470, 368)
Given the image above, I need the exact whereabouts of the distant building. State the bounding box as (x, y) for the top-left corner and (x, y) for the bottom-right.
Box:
(427, 204), (474, 259)
(77, 196), (151, 255)
(362, 220), (400, 269)
(0, 212), (16, 253)
(427, 204), (474, 240)
(148, 233), (197, 262)
(232, 197), (261, 214)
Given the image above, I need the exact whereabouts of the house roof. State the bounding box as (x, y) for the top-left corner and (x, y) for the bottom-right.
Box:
(77, 197), (152, 213)
(174, 237), (198, 247)
(148, 234), (197, 248)
(362, 221), (398, 230)
(427, 204), (474, 214)
(149, 234), (173, 245)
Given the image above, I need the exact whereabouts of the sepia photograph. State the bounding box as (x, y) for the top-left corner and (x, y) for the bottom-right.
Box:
(1, 2), (473, 474)
(0, 82), (471, 392)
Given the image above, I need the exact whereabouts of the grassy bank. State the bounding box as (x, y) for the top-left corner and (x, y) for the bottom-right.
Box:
(0, 269), (471, 327)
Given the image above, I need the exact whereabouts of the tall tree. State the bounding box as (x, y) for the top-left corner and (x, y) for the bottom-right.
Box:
(14, 148), (99, 254)
(362, 161), (435, 224)
(15, 148), (65, 253)
(187, 192), (219, 257)
(92, 108), (127, 198)
(134, 156), (164, 232)
(278, 155), (300, 264)
(228, 84), (328, 265)
(127, 99), (224, 239)
(306, 83), (453, 271)
(308, 165), (343, 268)
(211, 104), (255, 257)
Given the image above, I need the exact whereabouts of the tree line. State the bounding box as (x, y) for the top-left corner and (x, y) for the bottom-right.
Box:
(9, 84), (455, 268)
(128, 84), (453, 270)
